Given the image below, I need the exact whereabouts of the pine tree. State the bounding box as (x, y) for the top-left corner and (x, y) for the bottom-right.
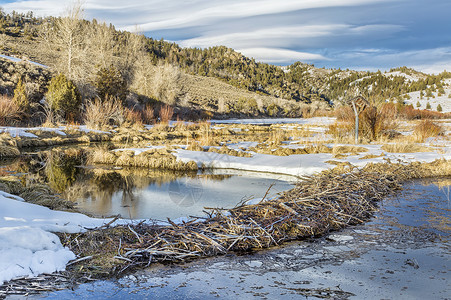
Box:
(426, 102), (431, 109)
(46, 74), (81, 119)
(416, 101), (421, 108)
(437, 104), (442, 112)
(94, 65), (127, 101)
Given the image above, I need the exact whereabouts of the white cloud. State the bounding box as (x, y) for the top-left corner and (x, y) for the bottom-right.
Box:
(237, 48), (327, 64)
(179, 24), (349, 49)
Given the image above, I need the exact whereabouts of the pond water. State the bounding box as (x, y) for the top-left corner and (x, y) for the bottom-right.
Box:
(69, 167), (295, 220)
(27, 177), (450, 299)
(0, 155), (295, 220)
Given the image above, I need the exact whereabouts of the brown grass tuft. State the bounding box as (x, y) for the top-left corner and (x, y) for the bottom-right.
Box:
(0, 94), (23, 126)
(381, 143), (432, 153)
(159, 105), (174, 124)
(412, 120), (443, 142)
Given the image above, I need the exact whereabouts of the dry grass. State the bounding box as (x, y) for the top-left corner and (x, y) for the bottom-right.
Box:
(412, 120), (443, 142)
(88, 147), (198, 171)
(332, 145), (369, 155)
(0, 94), (23, 126)
(0, 145), (20, 157)
(381, 142), (433, 153)
(207, 146), (253, 158)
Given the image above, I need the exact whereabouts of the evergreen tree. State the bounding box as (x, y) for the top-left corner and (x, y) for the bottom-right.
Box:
(46, 74), (81, 119)
(94, 65), (127, 100)
(437, 104), (442, 112)
(426, 102), (431, 109)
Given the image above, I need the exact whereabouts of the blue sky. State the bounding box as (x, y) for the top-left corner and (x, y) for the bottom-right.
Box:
(1, 0), (450, 73)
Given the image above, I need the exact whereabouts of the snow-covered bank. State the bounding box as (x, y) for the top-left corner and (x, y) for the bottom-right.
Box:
(209, 117), (336, 125)
(0, 193), (115, 284)
(175, 145), (451, 177)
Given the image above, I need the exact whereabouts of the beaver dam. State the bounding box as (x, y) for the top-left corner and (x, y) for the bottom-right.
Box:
(51, 160), (450, 279)
(33, 176), (449, 299)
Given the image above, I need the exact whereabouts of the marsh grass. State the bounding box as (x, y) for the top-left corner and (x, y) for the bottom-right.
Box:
(0, 145), (20, 157)
(88, 147), (198, 171)
(412, 120), (443, 142)
(381, 142), (433, 153)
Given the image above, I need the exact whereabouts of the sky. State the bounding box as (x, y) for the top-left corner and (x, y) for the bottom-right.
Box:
(1, 0), (451, 73)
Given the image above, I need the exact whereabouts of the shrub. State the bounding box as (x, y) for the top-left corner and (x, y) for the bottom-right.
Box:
(142, 105), (155, 124)
(94, 66), (127, 101)
(426, 102), (431, 109)
(359, 105), (397, 141)
(266, 103), (280, 117)
(437, 104), (443, 112)
(0, 94), (22, 125)
(412, 120), (442, 142)
(125, 107), (143, 126)
(46, 74), (81, 119)
(84, 96), (125, 129)
(416, 101), (421, 108)
(330, 103), (397, 142)
(13, 78), (28, 110)
(159, 104), (173, 124)
(334, 105), (354, 122)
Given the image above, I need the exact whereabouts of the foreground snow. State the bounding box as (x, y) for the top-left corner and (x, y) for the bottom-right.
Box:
(0, 194), (115, 284)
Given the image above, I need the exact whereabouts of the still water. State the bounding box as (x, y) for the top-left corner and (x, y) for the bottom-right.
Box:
(70, 167), (295, 220)
(33, 178), (450, 299)
(0, 155), (295, 220)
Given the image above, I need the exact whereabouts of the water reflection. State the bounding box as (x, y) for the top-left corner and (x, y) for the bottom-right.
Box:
(2, 151), (294, 220)
(67, 167), (293, 220)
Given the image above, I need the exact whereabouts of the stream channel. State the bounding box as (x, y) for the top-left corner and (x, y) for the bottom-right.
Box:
(2, 154), (450, 299)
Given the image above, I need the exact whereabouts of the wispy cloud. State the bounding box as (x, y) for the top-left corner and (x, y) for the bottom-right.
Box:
(178, 25), (349, 49)
(1, 0), (450, 72)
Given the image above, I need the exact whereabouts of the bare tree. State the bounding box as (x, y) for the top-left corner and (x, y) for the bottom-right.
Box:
(88, 21), (115, 68)
(40, 1), (87, 81)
